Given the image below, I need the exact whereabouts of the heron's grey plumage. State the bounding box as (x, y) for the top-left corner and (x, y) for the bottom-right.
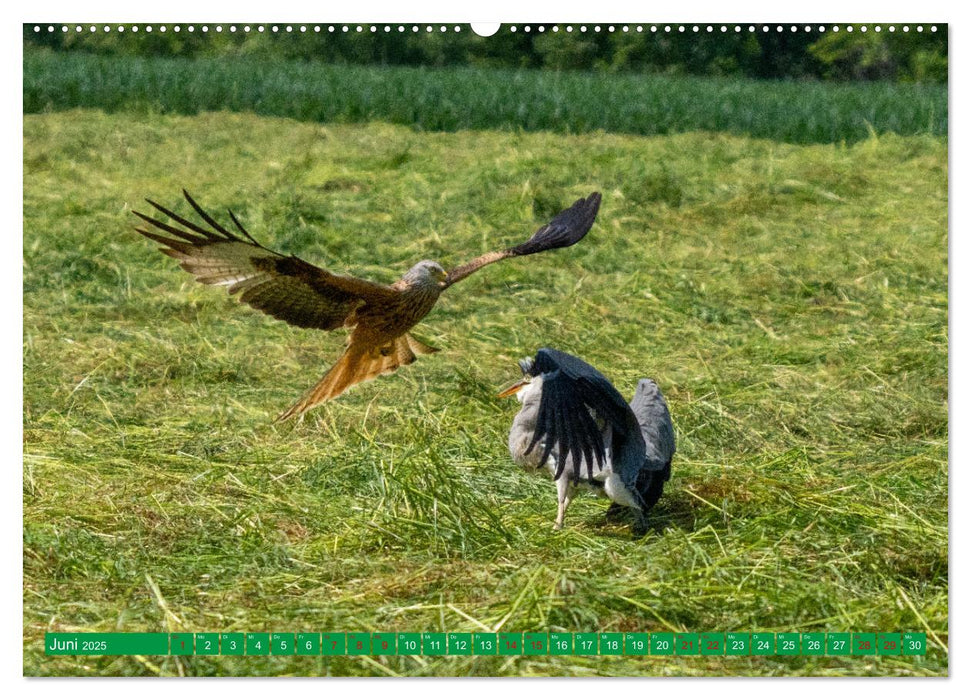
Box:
(631, 379), (676, 471)
(504, 348), (674, 532)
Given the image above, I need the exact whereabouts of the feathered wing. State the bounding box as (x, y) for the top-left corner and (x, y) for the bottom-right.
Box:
(628, 379), (675, 510)
(629, 379), (676, 468)
(133, 190), (398, 330)
(443, 191), (602, 288)
(276, 332), (439, 420)
(524, 347), (634, 483)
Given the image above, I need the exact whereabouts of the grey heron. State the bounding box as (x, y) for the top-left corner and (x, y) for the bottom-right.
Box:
(499, 348), (674, 532)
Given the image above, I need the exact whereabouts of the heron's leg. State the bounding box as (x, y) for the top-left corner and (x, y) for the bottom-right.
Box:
(554, 478), (572, 530)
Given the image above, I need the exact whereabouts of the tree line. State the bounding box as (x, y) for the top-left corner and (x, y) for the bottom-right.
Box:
(24, 24), (947, 83)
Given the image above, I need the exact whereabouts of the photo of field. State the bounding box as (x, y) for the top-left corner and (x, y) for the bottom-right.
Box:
(23, 25), (947, 676)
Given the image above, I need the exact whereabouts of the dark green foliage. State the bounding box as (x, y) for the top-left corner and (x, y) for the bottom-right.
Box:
(24, 23), (947, 83)
(809, 30), (948, 82)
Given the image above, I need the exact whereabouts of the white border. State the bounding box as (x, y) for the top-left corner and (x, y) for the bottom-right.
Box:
(9, 1), (959, 697)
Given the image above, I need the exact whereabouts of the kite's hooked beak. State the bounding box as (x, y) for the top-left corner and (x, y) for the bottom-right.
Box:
(436, 269), (449, 288)
(497, 379), (529, 399)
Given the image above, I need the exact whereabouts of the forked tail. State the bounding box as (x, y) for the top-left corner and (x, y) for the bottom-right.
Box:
(276, 334), (438, 420)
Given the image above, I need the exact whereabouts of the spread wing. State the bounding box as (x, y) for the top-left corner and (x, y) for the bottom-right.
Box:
(525, 347), (634, 483)
(133, 190), (398, 330)
(443, 191), (601, 288)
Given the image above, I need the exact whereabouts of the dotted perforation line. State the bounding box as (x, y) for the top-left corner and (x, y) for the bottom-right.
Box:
(515, 24), (937, 33)
(33, 24), (465, 34)
(32, 24), (940, 34)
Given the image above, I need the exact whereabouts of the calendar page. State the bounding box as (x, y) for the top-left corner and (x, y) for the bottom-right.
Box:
(23, 14), (948, 679)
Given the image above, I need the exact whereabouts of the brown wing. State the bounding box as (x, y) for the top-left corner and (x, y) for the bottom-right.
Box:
(443, 191), (601, 288)
(133, 190), (399, 330)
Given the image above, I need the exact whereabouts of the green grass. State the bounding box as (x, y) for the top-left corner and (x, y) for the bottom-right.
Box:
(24, 49), (946, 145)
(24, 110), (947, 676)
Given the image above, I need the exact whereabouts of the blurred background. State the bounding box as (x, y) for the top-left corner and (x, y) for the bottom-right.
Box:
(24, 24), (947, 144)
(24, 23), (947, 81)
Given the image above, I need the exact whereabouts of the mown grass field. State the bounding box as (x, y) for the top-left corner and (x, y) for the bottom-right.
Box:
(24, 49), (947, 144)
(23, 110), (946, 676)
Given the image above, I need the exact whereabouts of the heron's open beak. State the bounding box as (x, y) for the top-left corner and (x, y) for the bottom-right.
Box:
(497, 379), (528, 398)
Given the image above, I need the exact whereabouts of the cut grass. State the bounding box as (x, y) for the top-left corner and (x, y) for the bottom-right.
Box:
(23, 49), (947, 145)
(23, 111), (947, 676)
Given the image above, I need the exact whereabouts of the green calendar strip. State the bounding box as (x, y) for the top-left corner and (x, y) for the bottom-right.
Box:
(45, 633), (169, 656)
(44, 631), (928, 657)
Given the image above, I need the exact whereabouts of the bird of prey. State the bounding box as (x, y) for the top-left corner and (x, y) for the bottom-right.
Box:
(133, 190), (601, 419)
(499, 348), (674, 532)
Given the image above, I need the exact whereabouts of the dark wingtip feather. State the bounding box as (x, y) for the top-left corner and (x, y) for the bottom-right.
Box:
(508, 191), (602, 257)
(181, 189), (238, 239)
(140, 195), (227, 242)
(228, 208), (262, 247)
(132, 210), (212, 247)
(134, 226), (182, 248)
